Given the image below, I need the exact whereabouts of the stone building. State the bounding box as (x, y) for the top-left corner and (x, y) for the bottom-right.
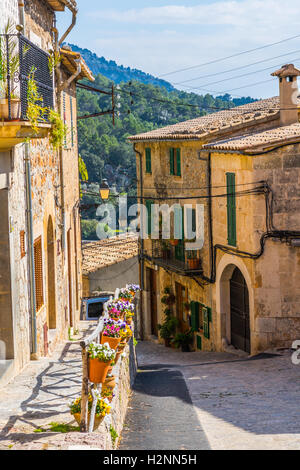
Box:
(82, 234), (139, 297)
(130, 64), (300, 355)
(0, 0), (94, 385)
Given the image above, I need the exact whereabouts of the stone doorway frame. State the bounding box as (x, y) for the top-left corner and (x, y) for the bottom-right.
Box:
(216, 254), (254, 354)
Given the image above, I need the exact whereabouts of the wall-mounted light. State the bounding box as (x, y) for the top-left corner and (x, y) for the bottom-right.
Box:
(100, 179), (110, 201)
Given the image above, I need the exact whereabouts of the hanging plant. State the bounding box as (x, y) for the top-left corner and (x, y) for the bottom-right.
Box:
(26, 67), (47, 133)
(48, 50), (61, 76)
(48, 108), (67, 149)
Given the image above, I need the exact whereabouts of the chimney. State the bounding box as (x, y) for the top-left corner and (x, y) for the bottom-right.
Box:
(272, 64), (300, 126)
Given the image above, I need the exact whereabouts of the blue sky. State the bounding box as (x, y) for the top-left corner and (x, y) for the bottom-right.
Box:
(57, 1), (300, 99)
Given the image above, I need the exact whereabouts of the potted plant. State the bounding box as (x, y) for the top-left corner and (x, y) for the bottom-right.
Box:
(101, 319), (123, 350)
(104, 374), (116, 389)
(0, 21), (23, 120)
(170, 238), (179, 247)
(87, 342), (116, 384)
(69, 392), (111, 431)
(158, 315), (179, 347)
(187, 250), (200, 270)
(172, 329), (194, 352)
(101, 387), (115, 403)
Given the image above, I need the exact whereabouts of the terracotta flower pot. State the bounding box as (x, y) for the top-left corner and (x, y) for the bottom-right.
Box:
(101, 335), (121, 350)
(0, 98), (21, 120)
(88, 358), (112, 384)
(187, 258), (199, 270)
(170, 239), (179, 246)
(118, 342), (126, 352)
(104, 375), (116, 389)
(73, 412), (104, 431)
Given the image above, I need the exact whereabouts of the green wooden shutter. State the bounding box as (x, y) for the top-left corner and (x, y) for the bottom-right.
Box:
(145, 148), (152, 173)
(196, 335), (202, 350)
(176, 148), (181, 176)
(170, 148), (175, 175)
(145, 199), (152, 236)
(175, 206), (185, 261)
(227, 173), (236, 246)
(203, 307), (210, 339)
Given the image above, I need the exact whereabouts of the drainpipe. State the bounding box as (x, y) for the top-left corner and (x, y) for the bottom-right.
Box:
(58, 4), (77, 47)
(134, 144), (145, 340)
(24, 143), (38, 359)
(18, 1), (25, 31)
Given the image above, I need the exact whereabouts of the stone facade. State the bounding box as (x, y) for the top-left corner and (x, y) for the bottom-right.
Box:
(134, 109), (300, 355)
(0, 0), (84, 384)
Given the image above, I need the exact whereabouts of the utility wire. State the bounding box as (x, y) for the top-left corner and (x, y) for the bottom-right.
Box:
(173, 56), (300, 89)
(173, 49), (300, 85)
(159, 33), (300, 77)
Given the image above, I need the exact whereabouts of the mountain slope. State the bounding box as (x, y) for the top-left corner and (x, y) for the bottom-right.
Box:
(67, 43), (175, 92)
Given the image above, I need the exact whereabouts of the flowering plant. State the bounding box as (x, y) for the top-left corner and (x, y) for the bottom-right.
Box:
(101, 387), (115, 402)
(118, 288), (134, 301)
(69, 392), (111, 417)
(127, 284), (140, 293)
(107, 299), (134, 316)
(102, 319), (126, 338)
(120, 324), (133, 340)
(87, 342), (116, 362)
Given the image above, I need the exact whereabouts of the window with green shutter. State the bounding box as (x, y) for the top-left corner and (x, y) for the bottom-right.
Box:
(176, 148), (181, 176)
(145, 148), (152, 174)
(170, 148), (175, 175)
(174, 206), (185, 261)
(170, 148), (181, 176)
(226, 173), (236, 246)
(145, 199), (153, 236)
(203, 307), (210, 339)
(196, 335), (202, 350)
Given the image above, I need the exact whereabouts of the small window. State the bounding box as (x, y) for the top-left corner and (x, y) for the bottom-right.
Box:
(170, 148), (181, 176)
(34, 236), (44, 312)
(145, 148), (152, 173)
(20, 230), (26, 258)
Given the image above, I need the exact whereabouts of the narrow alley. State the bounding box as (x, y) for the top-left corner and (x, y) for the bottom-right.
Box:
(120, 342), (300, 451)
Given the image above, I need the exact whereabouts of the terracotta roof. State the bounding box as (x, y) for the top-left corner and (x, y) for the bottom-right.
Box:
(82, 234), (139, 275)
(45, 0), (77, 12)
(60, 48), (94, 82)
(202, 122), (300, 153)
(129, 97), (289, 142)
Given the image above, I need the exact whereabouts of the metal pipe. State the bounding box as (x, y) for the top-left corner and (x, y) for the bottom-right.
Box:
(134, 143), (145, 340)
(18, 1), (25, 31)
(24, 143), (38, 359)
(58, 8), (77, 47)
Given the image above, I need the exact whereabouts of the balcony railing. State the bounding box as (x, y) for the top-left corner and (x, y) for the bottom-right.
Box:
(0, 33), (53, 122)
(149, 239), (203, 276)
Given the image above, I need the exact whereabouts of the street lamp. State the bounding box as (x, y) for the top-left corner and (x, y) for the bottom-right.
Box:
(100, 178), (110, 201)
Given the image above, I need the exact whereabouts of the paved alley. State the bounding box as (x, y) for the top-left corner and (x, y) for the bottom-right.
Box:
(120, 341), (300, 451)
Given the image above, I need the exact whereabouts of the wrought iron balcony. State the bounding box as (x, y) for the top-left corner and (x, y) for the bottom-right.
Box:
(0, 33), (53, 148)
(148, 239), (203, 276)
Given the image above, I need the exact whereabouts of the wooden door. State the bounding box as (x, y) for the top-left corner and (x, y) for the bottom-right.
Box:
(149, 269), (158, 336)
(176, 282), (189, 332)
(230, 267), (250, 353)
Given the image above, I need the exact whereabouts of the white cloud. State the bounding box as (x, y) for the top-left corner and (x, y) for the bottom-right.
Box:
(89, 1), (299, 27)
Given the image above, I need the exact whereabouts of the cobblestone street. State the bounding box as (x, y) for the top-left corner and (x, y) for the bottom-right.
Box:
(121, 341), (300, 450)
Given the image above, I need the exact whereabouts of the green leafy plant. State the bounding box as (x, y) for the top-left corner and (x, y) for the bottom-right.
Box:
(79, 154), (88, 198)
(48, 108), (67, 149)
(172, 329), (194, 352)
(110, 425), (118, 446)
(48, 50), (61, 76)
(26, 67), (47, 133)
(133, 337), (138, 347)
(158, 316), (179, 341)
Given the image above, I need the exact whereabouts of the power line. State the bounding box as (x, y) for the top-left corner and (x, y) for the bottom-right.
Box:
(173, 50), (300, 86)
(172, 56), (300, 90)
(159, 33), (300, 77)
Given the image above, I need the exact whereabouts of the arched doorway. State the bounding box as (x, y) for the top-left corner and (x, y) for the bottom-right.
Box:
(230, 267), (250, 353)
(47, 216), (56, 329)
